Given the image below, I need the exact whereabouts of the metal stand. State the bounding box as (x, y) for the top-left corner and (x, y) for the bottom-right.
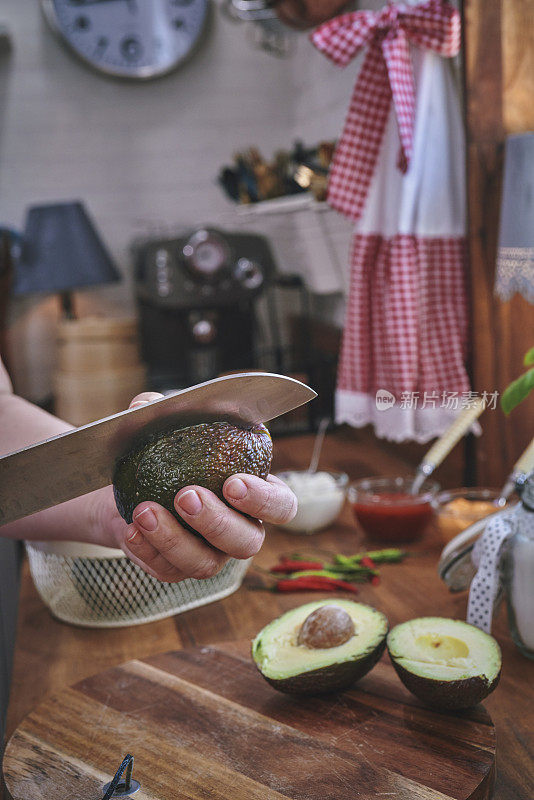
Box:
(101, 754), (140, 799)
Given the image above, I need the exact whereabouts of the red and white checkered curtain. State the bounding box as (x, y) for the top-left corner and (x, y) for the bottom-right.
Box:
(311, 0), (471, 442)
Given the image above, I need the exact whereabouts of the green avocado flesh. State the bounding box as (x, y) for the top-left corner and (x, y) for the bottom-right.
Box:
(252, 600), (388, 695)
(387, 617), (502, 709)
(113, 421), (272, 524)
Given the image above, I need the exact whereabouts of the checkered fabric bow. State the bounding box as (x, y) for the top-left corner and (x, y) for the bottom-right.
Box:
(311, 0), (461, 221)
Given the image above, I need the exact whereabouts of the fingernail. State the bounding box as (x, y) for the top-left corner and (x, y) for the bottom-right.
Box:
(127, 529), (141, 544)
(133, 507), (158, 531)
(177, 489), (202, 516)
(225, 478), (248, 500)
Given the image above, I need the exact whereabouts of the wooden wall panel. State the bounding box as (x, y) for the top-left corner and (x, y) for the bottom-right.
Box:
(502, 0), (534, 132)
(463, 0), (534, 487)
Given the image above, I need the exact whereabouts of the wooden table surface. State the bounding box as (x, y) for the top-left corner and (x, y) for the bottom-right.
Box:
(3, 430), (533, 799)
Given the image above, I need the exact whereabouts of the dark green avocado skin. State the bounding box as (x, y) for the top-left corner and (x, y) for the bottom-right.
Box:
(255, 638), (387, 695)
(389, 658), (501, 710)
(113, 421), (272, 525)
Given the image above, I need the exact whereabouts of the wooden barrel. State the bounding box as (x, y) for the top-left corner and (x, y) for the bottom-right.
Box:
(57, 317), (141, 372)
(54, 317), (146, 426)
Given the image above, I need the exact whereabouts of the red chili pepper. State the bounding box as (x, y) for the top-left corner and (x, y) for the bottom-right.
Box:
(360, 556), (376, 569)
(323, 578), (360, 593)
(270, 560), (323, 573)
(275, 576), (359, 593)
(370, 575), (380, 586)
(273, 579), (320, 592)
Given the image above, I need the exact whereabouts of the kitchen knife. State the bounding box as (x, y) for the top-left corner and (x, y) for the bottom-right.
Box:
(0, 372), (316, 526)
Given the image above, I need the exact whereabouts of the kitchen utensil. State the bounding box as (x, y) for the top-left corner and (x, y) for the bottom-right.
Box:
(3, 641), (496, 800)
(411, 398), (486, 494)
(0, 372), (316, 526)
(307, 415), (329, 473)
(496, 436), (534, 506)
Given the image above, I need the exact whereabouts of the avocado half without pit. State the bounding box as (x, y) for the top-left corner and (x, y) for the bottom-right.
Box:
(252, 600), (388, 695)
(387, 617), (502, 710)
(113, 421), (272, 526)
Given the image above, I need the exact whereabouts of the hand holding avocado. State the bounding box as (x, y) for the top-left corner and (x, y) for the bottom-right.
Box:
(109, 393), (297, 584)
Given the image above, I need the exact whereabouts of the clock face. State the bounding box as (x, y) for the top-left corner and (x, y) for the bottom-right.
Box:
(41, 0), (210, 79)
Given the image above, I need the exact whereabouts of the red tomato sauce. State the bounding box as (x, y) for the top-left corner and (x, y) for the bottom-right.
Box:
(352, 492), (434, 543)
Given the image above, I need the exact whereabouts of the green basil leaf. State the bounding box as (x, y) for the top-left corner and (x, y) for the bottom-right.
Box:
(501, 368), (534, 414)
(524, 347), (534, 367)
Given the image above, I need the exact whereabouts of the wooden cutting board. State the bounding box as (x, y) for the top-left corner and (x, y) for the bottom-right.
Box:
(3, 641), (496, 800)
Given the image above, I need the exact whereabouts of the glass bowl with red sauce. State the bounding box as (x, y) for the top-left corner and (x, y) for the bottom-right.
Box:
(348, 476), (440, 543)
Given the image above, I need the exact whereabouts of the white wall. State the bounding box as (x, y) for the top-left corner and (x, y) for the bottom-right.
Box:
(291, 30), (360, 142)
(0, 2), (355, 398)
(289, 32), (371, 327)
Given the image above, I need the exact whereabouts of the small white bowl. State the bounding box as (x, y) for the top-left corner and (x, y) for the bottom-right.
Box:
(275, 470), (348, 534)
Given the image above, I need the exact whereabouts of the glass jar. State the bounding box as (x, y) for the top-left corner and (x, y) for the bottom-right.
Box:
(435, 487), (507, 544)
(348, 476), (439, 543)
(500, 476), (534, 659)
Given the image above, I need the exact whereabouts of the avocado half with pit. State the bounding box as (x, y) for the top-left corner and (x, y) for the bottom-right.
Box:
(387, 617), (501, 710)
(252, 600), (388, 695)
(113, 421), (272, 525)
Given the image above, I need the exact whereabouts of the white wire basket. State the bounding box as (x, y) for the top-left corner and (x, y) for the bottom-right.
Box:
(25, 540), (251, 628)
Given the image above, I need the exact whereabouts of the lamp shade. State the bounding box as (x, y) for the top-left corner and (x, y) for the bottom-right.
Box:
(495, 134), (534, 303)
(13, 201), (121, 296)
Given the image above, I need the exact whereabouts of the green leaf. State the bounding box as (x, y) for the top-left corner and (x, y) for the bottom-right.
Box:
(501, 368), (534, 414)
(524, 347), (534, 367)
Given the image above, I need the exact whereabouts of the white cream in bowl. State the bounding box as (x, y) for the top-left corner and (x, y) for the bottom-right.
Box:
(276, 470), (348, 534)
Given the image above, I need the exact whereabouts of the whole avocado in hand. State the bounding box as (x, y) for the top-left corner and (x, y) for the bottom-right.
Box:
(113, 421), (273, 526)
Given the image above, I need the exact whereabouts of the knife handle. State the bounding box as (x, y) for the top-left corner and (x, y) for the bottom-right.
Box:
(498, 437), (534, 503)
(420, 398), (486, 473)
(514, 437), (534, 477)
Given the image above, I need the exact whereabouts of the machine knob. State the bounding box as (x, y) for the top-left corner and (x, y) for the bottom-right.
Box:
(234, 258), (264, 290)
(191, 317), (217, 344)
(183, 229), (230, 279)
(155, 248), (172, 296)
(155, 248), (170, 269)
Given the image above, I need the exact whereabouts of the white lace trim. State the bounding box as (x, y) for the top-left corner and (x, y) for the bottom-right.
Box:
(495, 247), (534, 303)
(335, 389), (481, 444)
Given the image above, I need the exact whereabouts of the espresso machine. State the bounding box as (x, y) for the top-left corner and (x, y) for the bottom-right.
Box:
(133, 227), (278, 392)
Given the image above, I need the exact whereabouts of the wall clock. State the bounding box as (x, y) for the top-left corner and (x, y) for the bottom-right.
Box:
(41, 0), (210, 80)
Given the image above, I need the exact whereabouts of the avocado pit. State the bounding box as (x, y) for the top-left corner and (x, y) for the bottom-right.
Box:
(252, 599), (388, 695)
(298, 605), (355, 649)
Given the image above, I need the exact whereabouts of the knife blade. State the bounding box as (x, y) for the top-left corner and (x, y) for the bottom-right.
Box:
(0, 372), (316, 526)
